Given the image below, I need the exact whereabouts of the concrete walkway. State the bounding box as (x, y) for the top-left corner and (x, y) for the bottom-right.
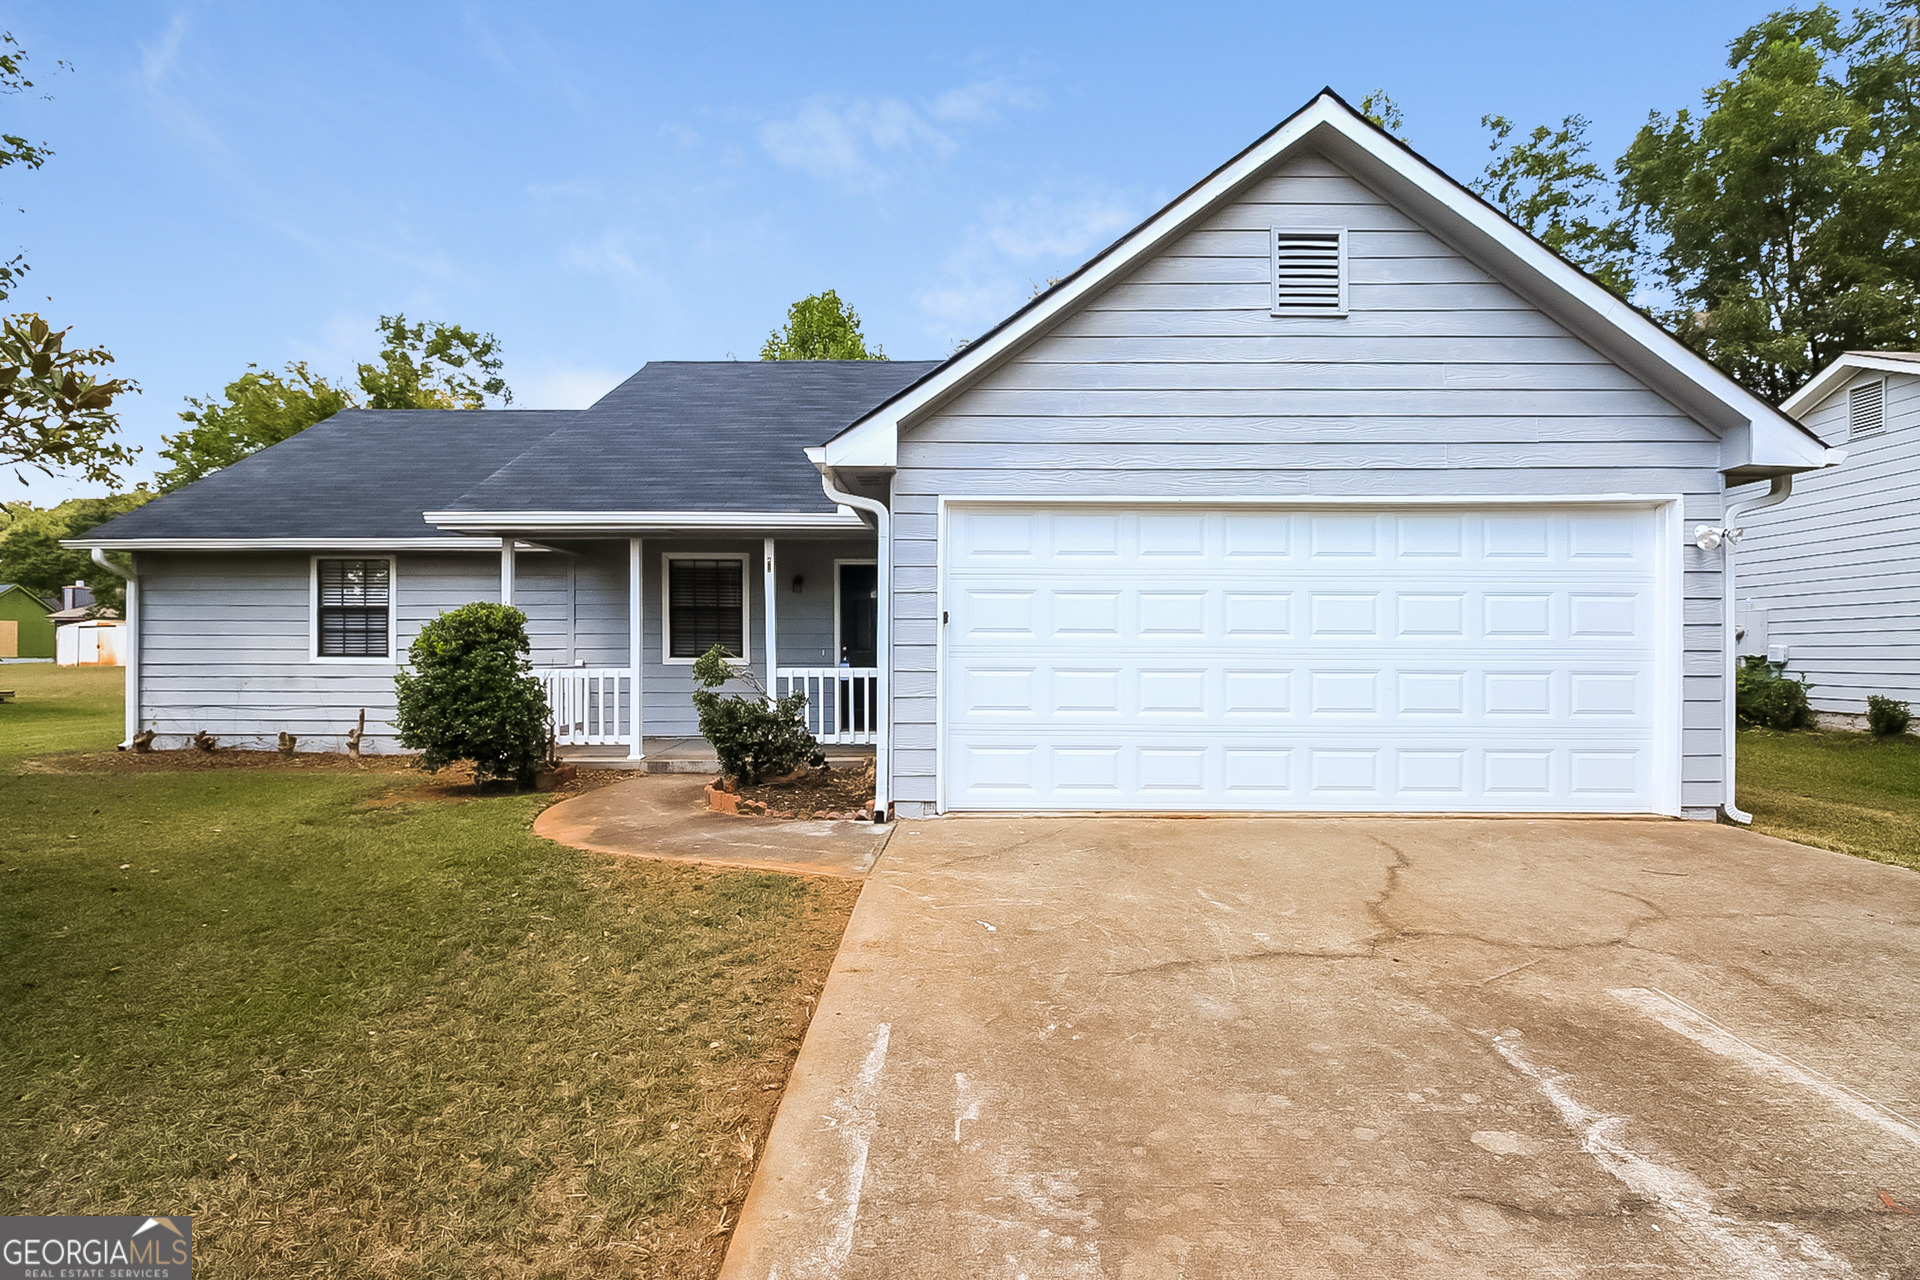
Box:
(721, 816), (1920, 1278)
(534, 773), (891, 878)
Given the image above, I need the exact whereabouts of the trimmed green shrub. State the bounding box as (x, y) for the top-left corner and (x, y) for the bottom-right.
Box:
(1867, 694), (1912, 739)
(690, 644), (824, 784)
(1735, 656), (1815, 731)
(393, 602), (550, 788)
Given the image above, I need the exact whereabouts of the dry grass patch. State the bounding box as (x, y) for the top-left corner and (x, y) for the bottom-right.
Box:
(1, 662), (860, 1277)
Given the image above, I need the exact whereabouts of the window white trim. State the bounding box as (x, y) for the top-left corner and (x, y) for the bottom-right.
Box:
(309, 554), (398, 665)
(1271, 226), (1347, 316)
(832, 558), (878, 667)
(660, 552), (751, 665)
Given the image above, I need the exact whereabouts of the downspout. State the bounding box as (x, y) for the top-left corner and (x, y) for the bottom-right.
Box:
(1714, 476), (1794, 825)
(90, 548), (138, 748)
(818, 470), (891, 823)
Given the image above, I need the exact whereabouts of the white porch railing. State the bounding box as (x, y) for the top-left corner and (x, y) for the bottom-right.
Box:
(536, 668), (632, 746)
(776, 667), (879, 745)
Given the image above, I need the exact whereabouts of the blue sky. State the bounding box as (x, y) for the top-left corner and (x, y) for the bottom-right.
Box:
(9, 0), (1784, 504)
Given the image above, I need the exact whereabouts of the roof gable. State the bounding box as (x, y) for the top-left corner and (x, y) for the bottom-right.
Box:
(824, 89), (1836, 481)
(1780, 351), (1920, 418)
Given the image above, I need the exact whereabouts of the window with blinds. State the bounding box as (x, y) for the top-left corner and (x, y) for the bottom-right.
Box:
(317, 558), (391, 658)
(1271, 228), (1347, 316)
(1849, 380), (1885, 439)
(667, 558), (745, 659)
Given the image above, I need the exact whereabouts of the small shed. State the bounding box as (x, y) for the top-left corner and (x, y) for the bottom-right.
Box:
(57, 618), (125, 667)
(0, 583), (57, 660)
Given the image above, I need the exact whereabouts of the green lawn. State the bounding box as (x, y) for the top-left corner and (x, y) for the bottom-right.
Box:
(1738, 726), (1920, 872)
(0, 665), (857, 1278)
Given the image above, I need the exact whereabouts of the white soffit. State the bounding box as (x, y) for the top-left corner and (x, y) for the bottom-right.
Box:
(823, 90), (1835, 477)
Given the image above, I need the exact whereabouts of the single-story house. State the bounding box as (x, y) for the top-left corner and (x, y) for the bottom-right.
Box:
(1733, 351), (1918, 724)
(71, 90), (1840, 820)
(0, 582), (57, 660)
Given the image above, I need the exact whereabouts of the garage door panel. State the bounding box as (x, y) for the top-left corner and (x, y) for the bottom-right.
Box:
(944, 504), (1666, 812)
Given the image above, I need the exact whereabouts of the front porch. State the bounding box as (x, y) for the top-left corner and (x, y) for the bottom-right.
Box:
(558, 738), (877, 775)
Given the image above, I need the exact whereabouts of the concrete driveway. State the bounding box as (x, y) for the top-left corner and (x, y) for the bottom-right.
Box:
(720, 817), (1920, 1279)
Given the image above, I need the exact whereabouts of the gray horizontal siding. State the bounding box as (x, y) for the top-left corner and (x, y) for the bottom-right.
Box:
(1736, 368), (1920, 713)
(134, 537), (875, 751)
(885, 146), (1728, 817)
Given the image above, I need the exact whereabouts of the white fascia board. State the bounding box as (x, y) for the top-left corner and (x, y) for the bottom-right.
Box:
(824, 91), (1832, 478)
(64, 536), (491, 551)
(1780, 352), (1920, 417)
(421, 509), (867, 532)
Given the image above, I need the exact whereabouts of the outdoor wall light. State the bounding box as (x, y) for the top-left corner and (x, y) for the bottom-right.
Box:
(791, 574), (804, 593)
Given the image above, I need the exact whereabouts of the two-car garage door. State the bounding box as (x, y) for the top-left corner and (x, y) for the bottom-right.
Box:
(941, 503), (1674, 814)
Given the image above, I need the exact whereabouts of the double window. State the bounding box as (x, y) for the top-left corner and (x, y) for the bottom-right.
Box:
(665, 556), (747, 660)
(315, 558), (392, 659)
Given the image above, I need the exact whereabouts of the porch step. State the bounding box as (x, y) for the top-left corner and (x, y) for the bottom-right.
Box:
(558, 737), (875, 776)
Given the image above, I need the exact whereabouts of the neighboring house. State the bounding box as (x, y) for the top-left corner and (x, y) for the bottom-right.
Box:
(0, 583), (57, 660)
(71, 91), (1837, 820)
(1735, 352), (1920, 724)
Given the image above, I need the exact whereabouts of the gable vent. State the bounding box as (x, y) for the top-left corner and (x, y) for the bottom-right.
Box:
(1849, 380), (1885, 439)
(1271, 229), (1347, 316)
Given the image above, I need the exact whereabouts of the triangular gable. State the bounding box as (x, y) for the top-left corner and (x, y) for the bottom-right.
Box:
(1779, 350), (1920, 418)
(823, 89), (1837, 480)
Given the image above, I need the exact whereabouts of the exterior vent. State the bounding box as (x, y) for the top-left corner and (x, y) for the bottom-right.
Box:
(1271, 229), (1347, 316)
(1849, 380), (1885, 439)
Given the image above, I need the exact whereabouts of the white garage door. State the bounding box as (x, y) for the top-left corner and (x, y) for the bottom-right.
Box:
(941, 504), (1673, 813)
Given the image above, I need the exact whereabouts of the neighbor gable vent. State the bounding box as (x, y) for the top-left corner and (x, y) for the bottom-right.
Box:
(1271, 229), (1347, 316)
(1849, 380), (1885, 439)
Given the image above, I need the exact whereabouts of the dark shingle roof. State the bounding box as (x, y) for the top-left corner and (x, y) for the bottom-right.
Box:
(78, 410), (571, 541)
(441, 360), (938, 515)
(75, 361), (937, 543)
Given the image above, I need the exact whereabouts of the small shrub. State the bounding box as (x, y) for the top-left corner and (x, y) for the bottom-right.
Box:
(1735, 656), (1815, 731)
(393, 602), (550, 788)
(690, 644), (824, 784)
(1867, 694), (1912, 739)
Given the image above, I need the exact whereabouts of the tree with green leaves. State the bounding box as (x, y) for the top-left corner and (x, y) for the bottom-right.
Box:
(1358, 90), (1406, 139)
(760, 290), (886, 360)
(1616, 2), (1920, 401)
(0, 491), (151, 613)
(157, 361), (349, 490)
(0, 35), (138, 487)
(158, 315), (513, 491)
(1474, 115), (1637, 296)
(358, 313), (511, 409)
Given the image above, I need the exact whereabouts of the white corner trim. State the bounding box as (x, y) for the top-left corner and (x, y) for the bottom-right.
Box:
(823, 91), (1826, 474)
(1780, 352), (1920, 418)
(423, 509), (865, 532)
(660, 552), (751, 665)
(309, 554), (399, 665)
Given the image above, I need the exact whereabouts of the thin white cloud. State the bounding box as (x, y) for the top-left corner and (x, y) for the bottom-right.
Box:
(915, 182), (1142, 338)
(513, 364), (628, 410)
(758, 79), (1040, 189)
(140, 10), (190, 90)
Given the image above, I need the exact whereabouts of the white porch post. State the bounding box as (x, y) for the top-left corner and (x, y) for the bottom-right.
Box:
(499, 538), (515, 605)
(628, 536), (645, 760)
(763, 536), (778, 701)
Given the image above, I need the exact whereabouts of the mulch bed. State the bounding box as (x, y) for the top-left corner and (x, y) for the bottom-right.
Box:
(723, 763), (877, 820)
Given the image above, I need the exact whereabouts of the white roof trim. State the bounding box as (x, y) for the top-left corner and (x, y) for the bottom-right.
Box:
(824, 89), (1835, 478)
(423, 509), (866, 532)
(1780, 352), (1920, 417)
(65, 537), (492, 551)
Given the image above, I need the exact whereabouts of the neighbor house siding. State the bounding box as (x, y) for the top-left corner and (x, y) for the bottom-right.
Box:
(886, 149), (1730, 817)
(1735, 368), (1920, 715)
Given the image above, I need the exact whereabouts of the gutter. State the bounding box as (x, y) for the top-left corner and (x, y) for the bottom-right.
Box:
(89, 548), (139, 749)
(1708, 473), (1813, 824)
(813, 463), (892, 824)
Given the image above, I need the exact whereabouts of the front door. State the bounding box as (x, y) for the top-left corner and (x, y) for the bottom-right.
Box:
(838, 562), (878, 667)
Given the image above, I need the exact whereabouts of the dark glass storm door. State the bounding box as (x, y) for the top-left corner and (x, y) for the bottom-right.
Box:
(838, 563), (879, 733)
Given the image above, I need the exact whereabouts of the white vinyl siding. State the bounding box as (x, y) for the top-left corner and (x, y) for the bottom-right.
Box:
(1735, 368), (1920, 714)
(887, 149), (1730, 818)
